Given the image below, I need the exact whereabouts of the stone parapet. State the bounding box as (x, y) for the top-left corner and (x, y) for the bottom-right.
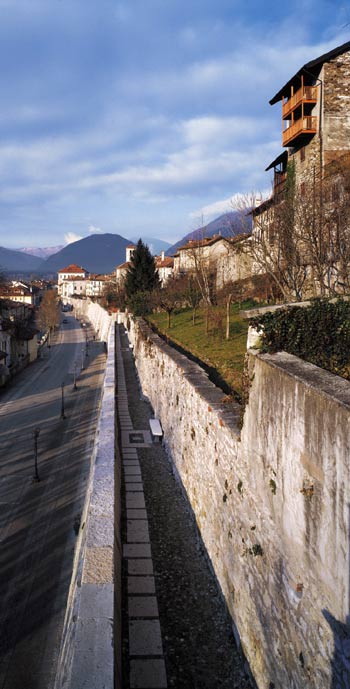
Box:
(54, 322), (120, 689)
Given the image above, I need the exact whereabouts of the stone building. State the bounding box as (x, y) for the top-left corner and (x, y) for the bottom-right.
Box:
(251, 40), (350, 298)
(265, 40), (350, 191)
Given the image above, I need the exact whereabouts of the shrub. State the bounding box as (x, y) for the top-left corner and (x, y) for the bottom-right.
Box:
(250, 298), (350, 378)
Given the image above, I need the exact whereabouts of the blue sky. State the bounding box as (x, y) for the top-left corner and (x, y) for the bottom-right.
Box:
(1, 0), (349, 249)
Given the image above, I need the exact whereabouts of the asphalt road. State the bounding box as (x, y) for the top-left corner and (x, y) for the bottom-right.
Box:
(0, 314), (107, 689)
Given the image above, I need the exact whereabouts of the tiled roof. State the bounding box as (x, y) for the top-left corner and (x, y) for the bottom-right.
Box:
(58, 264), (87, 273)
(178, 234), (223, 251)
(156, 257), (174, 268)
(116, 261), (130, 270)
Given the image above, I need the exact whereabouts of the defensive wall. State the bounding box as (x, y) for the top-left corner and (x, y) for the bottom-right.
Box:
(123, 315), (350, 689)
(55, 306), (120, 689)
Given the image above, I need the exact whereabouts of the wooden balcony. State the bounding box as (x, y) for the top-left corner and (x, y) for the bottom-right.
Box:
(282, 85), (318, 119)
(282, 116), (317, 147)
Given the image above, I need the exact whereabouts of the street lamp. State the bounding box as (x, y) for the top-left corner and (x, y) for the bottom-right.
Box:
(61, 382), (66, 419)
(81, 348), (85, 370)
(32, 428), (40, 482)
(85, 332), (89, 356)
(73, 361), (77, 390)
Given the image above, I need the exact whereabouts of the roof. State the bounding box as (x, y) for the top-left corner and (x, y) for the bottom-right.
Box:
(58, 264), (87, 273)
(156, 256), (174, 268)
(270, 41), (350, 104)
(265, 151), (288, 172)
(116, 261), (130, 271)
(126, 244), (136, 249)
(250, 197), (274, 216)
(178, 234), (224, 252)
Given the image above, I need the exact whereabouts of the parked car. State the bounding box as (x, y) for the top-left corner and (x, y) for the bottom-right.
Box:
(62, 318), (68, 324)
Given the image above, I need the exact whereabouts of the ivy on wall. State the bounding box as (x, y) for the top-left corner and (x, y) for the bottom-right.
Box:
(250, 299), (350, 378)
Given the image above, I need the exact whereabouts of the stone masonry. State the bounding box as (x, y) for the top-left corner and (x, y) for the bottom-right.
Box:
(125, 316), (350, 689)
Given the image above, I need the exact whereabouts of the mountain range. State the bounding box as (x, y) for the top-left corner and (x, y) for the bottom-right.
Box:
(165, 210), (250, 256)
(0, 212), (250, 274)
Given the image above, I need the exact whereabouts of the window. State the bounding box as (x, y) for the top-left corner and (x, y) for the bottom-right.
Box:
(300, 147), (305, 163)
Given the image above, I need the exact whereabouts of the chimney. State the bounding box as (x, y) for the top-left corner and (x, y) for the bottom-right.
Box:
(161, 251), (165, 261)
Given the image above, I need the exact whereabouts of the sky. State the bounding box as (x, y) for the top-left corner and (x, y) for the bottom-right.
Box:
(0, 0), (349, 250)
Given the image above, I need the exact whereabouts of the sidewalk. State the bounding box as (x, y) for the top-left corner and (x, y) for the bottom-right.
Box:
(116, 324), (254, 689)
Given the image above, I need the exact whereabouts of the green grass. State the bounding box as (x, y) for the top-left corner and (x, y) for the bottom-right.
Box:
(148, 300), (256, 396)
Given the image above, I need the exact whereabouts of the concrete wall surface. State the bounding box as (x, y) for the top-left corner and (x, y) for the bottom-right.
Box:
(125, 316), (350, 689)
(54, 322), (120, 689)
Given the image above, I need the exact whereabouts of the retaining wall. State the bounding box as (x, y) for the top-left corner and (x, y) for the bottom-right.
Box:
(66, 298), (114, 343)
(125, 316), (350, 689)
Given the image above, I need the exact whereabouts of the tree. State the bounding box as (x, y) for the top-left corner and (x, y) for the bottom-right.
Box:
(124, 239), (160, 298)
(232, 166), (308, 302)
(153, 278), (183, 328)
(296, 153), (350, 296)
(36, 290), (60, 342)
(181, 275), (202, 324)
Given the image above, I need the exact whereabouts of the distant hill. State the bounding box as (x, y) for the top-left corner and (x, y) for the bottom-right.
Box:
(166, 211), (251, 256)
(19, 245), (64, 259)
(129, 236), (171, 255)
(42, 233), (130, 273)
(0, 246), (45, 272)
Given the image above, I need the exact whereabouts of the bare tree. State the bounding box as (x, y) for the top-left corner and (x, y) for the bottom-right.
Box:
(174, 274), (202, 324)
(36, 291), (60, 342)
(153, 278), (183, 328)
(231, 166), (308, 302)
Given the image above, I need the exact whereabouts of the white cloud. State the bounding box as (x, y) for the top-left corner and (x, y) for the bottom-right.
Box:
(88, 224), (102, 233)
(64, 232), (83, 245)
(191, 189), (272, 222)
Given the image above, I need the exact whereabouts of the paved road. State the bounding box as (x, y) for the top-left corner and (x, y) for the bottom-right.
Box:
(0, 315), (106, 689)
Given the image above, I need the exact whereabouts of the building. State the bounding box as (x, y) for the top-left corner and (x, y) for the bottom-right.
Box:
(173, 234), (229, 277)
(115, 245), (136, 286)
(0, 283), (35, 306)
(57, 264), (88, 296)
(267, 40), (350, 192)
(155, 252), (174, 286)
(251, 41), (350, 299)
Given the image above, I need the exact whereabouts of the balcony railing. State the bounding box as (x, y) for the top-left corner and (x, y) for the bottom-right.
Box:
(282, 85), (318, 119)
(282, 116), (317, 146)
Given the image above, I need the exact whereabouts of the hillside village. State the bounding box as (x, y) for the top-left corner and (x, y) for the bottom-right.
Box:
(2, 33), (350, 689)
(1, 41), (350, 390)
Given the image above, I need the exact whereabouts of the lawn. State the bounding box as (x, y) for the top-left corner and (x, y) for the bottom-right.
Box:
(148, 300), (255, 397)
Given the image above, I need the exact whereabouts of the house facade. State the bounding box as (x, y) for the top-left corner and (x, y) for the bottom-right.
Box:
(115, 245), (136, 286)
(251, 41), (350, 298)
(155, 252), (174, 286)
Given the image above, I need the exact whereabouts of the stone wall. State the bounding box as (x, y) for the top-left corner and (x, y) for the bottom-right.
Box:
(125, 316), (350, 689)
(54, 322), (120, 689)
(66, 298), (115, 343)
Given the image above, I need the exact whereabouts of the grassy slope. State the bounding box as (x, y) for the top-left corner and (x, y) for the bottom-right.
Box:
(148, 300), (255, 396)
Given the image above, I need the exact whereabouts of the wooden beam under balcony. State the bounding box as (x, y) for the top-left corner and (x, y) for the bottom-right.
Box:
(282, 85), (318, 119)
(282, 116), (317, 147)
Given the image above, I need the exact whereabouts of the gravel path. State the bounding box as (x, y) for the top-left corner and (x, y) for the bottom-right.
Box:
(119, 326), (255, 689)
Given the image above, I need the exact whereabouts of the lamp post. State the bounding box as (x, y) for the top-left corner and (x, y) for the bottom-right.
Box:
(32, 428), (40, 482)
(85, 332), (89, 356)
(73, 361), (77, 390)
(81, 348), (85, 370)
(61, 382), (66, 419)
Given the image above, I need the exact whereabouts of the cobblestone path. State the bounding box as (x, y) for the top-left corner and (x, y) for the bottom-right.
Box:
(116, 324), (255, 689)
